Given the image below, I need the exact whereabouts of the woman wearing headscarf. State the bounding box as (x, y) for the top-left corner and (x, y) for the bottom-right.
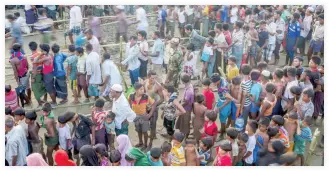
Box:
(94, 143), (109, 166)
(258, 139), (285, 166)
(79, 145), (100, 166)
(125, 147), (151, 166)
(116, 134), (133, 166)
(54, 149), (76, 166)
(26, 153), (49, 166)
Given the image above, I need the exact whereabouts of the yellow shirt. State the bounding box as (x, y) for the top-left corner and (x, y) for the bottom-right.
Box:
(226, 65), (239, 81)
(170, 144), (186, 166)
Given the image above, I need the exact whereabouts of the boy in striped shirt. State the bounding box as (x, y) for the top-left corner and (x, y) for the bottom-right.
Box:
(240, 64), (253, 130)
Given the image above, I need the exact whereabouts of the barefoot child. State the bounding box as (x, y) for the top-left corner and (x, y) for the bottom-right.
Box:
(257, 82), (277, 120)
(201, 110), (218, 142)
(236, 132), (248, 166)
(25, 111), (46, 158)
(213, 140), (232, 166)
(170, 131), (186, 166)
(104, 112), (116, 150)
(183, 43), (197, 77)
(243, 120), (257, 166)
(147, 147), (164, 166)
(94, 144), (110, 166)
(249, 70), (262, 119)
(283, 112), (298, 152)
(267, 126), (289, 151)
(239, 64), (253, 130)
(57, 115), (73, 159)
(185, 139), (199, 166)
(271, 69), (284, 116)
(198, 137), (213, 166)
(227, 76), (242, 127)
(193, 94), (207, 145)
(201, 38), (214, 79)
(66, 44), (79, 104)
(226, 127), (239, 165)
(294, 116), (313, 166)
(109, 150), (122, 166)
(226, 56), (239, 82)
(161, 141), (172, 166)
(202, 78), (215, 110)
(254, 118), (270, 165)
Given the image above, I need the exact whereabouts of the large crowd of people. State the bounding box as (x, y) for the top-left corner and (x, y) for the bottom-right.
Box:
(5, 5), (324, 166)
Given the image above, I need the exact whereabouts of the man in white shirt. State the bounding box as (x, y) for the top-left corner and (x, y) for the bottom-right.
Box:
(68, 5), (83, 44)
(5, 115), (28, 166)
(84, 29), (101, 56)
(110, 84), (136, 135)
(149, 31), (164, 83)
(86, 43), (102, 100)
(281, 67), (298, 111)
(230, 6), (239, 24)
(121, 36), (141, 86)
(135, 5), (149, 32)
(271, 10), (285, 65)
(185, 5), (194, 25)
(308, 13), (324, 61)
(101, 53), (122, 100)
(298, 7), (314, 56)
(265, 14), (277, 63)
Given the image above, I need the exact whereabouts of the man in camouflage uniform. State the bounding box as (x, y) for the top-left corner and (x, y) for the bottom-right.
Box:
(165, 37), (183, 88)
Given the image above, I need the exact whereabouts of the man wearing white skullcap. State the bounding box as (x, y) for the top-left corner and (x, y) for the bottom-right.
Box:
(110, 84), (136, 135)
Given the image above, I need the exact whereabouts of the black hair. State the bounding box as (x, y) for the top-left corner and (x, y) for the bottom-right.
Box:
(215, 23), (223, 30)
(186, 43), (195, 51)
(185, 24), (193, 31)
(86, 43), (93, 51)
(294, 56), (304, 63)
(165, 34), (172, 40)
(257, 62), (268, 70)
(95, 98), (105, 108)
(303, 69), (312, 79)
(243, 25), (250, 32)
(265, 82), (276, 93)
(248, 120), (258, 133)
(266, 7), (273, 13)
(271, 115), (284, 126)
(130, 35), (138, 41)
(12, 43), (22, 52)
(205, 110), (217, 121)
(109, 150), (121, 163)
(207, 37), (214, 45)
(28, 41), (38, 51)
(223, 23), (229, 31)
(158, 5), (163, 8)
(302, 88), (314, 99)
(5, 85), (11, 93)
(271, 139), (285, 155)
(84, 28), (93, 35)
(311, 56), (321, 65)
(259, 117), (270, 127)
(303, 116), (313, 126)
(202, 78), (211, 86)
(196, 94), (205, 104)
(5, 106), (12, 115)
(232, 76), (242, 85)
(228, 56), (237, 63)
(85, 9), (92, 16)
(138, 30), (147, 39)
(161, 141), (172, 153)
(287, 67), (297, 77)
(208, 30), (216, 38)
(6, 14), (15, 20)
(181, 74), (191, 83)
(210, 73), (221, 83)
(150, 148), (161, 159)
(62, 111), (76, 123)
(25, 111), (37, 120)
(275, 10), (282, 16)
(68, 44), (75, 53)
(293, 12), (300, 19)
(260, 20), (267, 25)
(250, 70), (261, 81)
(218, 140), (232, 152)
(76, 47), (84, 54)
(42, 102), (52, 113)
(173, 131), (185, 143)
(201, 136), (213, 150)
(14, 12), (20, 17)
(238, 132), (249, 143)
(13, 108), (25, 116)
(290, 85), (303, 96)
(58, 115), (67, 124)
(279, 152), (297, 165)
(226, 127), (239, 139)
(245, 9), (252, 15)
(106, 111), (116, 120)
(235, 21), (244, 28)
(288, 112), (298, 120)
(164, 84), (175, 93)
(274, 68), (284, 79)
(267, 126), (279, 138)
(241, 64), (252, 75)
(283, 66), (289, 77)
(153, 31), (161, 38)
(133, 82), (143, 90)
(103, 53), (111, 60)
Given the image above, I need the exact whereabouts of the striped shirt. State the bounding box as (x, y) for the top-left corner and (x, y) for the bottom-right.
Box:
(241, 79), (252, 106)
(199, 149), (211, 166)
(170, 144), (186, 166)
(92, 111), (107, 131)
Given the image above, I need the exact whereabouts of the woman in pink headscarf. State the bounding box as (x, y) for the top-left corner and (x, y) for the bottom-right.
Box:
(116, 134), (133, 166)
(26, 153), (48, 166)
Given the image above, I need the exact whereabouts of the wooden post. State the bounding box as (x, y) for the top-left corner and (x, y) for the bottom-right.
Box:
(200, 22), (203, 36)
(119, 36), (123, 68)
(305, 128), (321, 166)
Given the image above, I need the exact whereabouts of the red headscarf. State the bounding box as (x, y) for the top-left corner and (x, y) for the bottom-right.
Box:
(54, 150), (76, 166)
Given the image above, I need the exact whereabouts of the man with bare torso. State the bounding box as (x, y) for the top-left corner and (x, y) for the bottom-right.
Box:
(248, 20), (259, 67)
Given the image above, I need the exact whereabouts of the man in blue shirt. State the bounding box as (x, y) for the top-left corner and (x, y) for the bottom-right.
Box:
(51, 44), (68, 104)
(157, 5), (167, 38)
(286, 13), (301, 66)
(5, 14), (24, 51)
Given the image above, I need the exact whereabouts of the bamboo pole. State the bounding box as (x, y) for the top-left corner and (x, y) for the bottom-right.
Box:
(200, 22), (203, 36)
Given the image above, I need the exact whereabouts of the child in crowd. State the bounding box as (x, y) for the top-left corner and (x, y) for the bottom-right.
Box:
(236, 132), (249, 166)
(25, 111), (45, 158)
(267, 126), (289, 151)
(249, 70), (262, 119)
(198, 136), (213, 166)
(226, 56), (239, 82)
(13, 108), (28, 135)
(299, 69), (314, 90)
(259, 70), (271, 100)
(94, 144), (110, 166)
(193, 94), (207, 145)
(104, 112), (116, 150)
(243, 120), (257, 166)
(227, 76), (242, 127)
(257, 82), (276, 120)
(109, 150), (122, 166)
(226, 127), (239, 165)
(200, 38), (214, 79)
(163, 35), (173, 74)
(294, 88), (315, 120)
(91, 99), (107, 148)
(185, 139), (199, 166)
(57, 115), (73, 159)
(271, 68), (284, 116)
(202, 78), (215, 110)
(213, 140), (232, 166)
(147, 147), (164, 166)
(270, 115), (289, 139)
(257, 62), (268, 74)
(253, 118), (270, 165)
(294, 116), (313, 166)
(242, 25), (251, 66)
(283, 112), (298, 152)
(183, 43), (197, 77)
(66, 44), (79, 104)
(5, 106), (13, 116)
(279, 152), (297, 166)
(161, 141), (172, 166)
(170, 131), (186, 166)
(239, 64), (253, 130)
(201, 110), (218, 142)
